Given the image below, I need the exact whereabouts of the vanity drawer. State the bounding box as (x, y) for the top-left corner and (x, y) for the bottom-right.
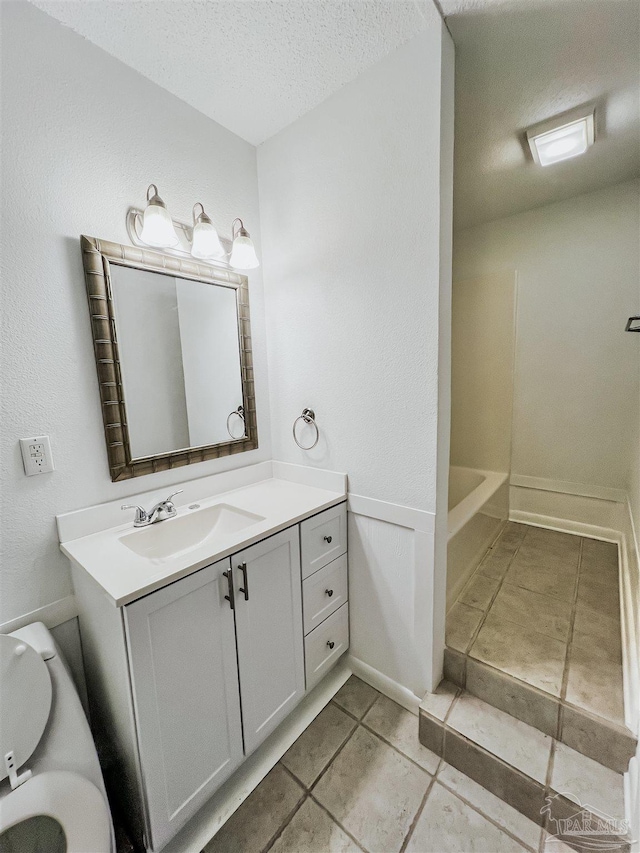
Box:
(304, 603), (349, 691)
(300, 503), (347, 579)
(302, 554), (348, 635)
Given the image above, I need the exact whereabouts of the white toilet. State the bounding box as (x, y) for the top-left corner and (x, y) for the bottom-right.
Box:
(0, 621), (113, 852)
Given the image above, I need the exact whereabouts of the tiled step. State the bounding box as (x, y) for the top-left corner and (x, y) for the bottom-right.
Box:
(419, 682), (632, 853)
(444, 647), (637, 774)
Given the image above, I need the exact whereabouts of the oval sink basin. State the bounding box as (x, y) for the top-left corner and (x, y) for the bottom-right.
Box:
(119, 503), (265, 561)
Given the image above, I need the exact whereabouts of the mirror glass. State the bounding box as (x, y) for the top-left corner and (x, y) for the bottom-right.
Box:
(110, 264), (245, 458)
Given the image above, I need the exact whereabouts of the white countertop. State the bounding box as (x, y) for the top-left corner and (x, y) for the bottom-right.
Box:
(60, 477), (346, 607)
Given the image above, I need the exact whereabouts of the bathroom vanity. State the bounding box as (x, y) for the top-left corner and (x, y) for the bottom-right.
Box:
(58, 470), (348, 852)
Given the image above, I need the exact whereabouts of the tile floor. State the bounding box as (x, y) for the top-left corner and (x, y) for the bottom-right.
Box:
(446, 523), (624, 725)
(203, 676), (573, 853)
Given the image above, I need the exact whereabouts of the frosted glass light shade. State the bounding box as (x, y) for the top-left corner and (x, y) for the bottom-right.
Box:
(527, 110), (594, 167)
(230, 234), (259, 269)
(140, 202), (179, 248)
(191, 220), (224, 259)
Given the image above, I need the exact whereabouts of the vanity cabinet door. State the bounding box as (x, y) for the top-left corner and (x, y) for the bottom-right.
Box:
(233, 527), (305, 755)
(124, 559), (243, 852)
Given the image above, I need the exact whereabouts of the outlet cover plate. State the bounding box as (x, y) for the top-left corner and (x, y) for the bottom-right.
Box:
(20, 435), (54, 476)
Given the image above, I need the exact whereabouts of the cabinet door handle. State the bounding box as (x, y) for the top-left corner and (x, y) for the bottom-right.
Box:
(324, 535), (333, 544)
(223, 570), (235, 610)
(327, 640), (335, 649)
(325, 589), (334, 597)
(237, 562), (249, 601)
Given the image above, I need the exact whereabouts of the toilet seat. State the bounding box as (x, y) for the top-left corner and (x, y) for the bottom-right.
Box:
(0, 770), (112, 853)
(0, 634), (52, 782)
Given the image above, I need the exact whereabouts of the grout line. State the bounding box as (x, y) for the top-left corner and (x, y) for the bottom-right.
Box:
(436, 777), (540, 853)
(307, 717), (360, 793)
(308, 793), (369, 852)
(457, 525), (528, 657)
(398, 771), (439, 853)
(359, 717), (439, 777)
(260, 783), (307, 853)
(559, 537), (583, 708)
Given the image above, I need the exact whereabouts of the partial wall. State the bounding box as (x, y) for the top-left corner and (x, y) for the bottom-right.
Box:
(259, 21), (454, 695)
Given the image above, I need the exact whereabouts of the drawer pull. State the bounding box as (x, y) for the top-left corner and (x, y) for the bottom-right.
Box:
(237, 562), (249, 601)
(325, 588), (334, 597)
(222, 570), (234, 610)
(327, 640), (335, 649)
(324, 535), (333, 544)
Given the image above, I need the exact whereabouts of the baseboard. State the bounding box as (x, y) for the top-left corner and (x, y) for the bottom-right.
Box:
(348, 654), (422, 715)
(0, 594), (78, 634)
(509, 509), (621, 543)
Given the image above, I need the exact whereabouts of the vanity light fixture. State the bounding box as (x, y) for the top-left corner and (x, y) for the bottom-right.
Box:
(139, 184), (179, 247)
(190, 203), (225, 260)
(229, 218), (260, 270)
(526, 106), (595, 167)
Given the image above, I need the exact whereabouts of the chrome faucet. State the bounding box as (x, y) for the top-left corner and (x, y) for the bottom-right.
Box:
(121, 490), (183, 528)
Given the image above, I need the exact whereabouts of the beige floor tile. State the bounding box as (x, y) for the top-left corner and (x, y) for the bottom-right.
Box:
(504, 561), (577, 602)
(470, 613), (567, 696)
(332, 676), (379, 719)
(524, 527), (581, 554)
(551, 742), (626, 822)
(281, 703), (356, 788)
(459, 573), (501, 611)
(446, 602), (484, 653)
(363, 694), (440, 773)
(510, 540), (579, 576)
(576, 575), (620, 620)
(438, 763), (542, 850)
(419, 679), (459, 721)
(313, 726), (430, 853)
(489, 583), (572, 642)
(270, 799), (362, 853)
(477, 543), (518, 580)
(204, 764), (303, 853)
(499, 522), (529, 548)
(565, 645), (625, 725)
(447, 692), (552, 783)
(580, 538), (619, 575)
(406, 781), (528, 853)
(542, 832), (577, 852)
(572, 606), (622, 663)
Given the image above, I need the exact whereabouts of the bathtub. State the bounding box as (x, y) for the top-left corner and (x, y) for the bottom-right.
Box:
(447, 466), (509, 610)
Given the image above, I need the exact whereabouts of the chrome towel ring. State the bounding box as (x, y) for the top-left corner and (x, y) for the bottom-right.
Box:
(293, 408), (319, 450)
(226, 405), (245, 439)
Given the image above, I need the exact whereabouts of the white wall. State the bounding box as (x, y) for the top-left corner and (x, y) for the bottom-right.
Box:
(0, 2), (271, 626)
(450, 271), (516, 474)
(453, 180), (640, 495)
(258, 23), (454, 696)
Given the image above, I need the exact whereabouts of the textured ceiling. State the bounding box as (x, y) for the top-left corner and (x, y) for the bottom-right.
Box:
(31, 0), (437, 146)
(32, 0), (640, 227)
(446, 0), (640, 227)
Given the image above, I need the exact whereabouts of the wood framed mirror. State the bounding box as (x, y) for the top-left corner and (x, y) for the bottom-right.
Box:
(80, 235), (258, 482)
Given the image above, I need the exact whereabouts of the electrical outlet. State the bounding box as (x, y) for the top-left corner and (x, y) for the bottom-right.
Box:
(20, 435), (54, 476)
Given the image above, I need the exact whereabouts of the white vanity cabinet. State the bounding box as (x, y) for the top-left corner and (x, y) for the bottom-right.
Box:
(233, 528), (305, 755)
(70, 499), (348, 852)
(124, 559), (244, 850)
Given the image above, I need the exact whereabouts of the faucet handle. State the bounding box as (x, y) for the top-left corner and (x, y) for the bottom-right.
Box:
(165, 490), (183, 505)
(121, 504), (148, 526)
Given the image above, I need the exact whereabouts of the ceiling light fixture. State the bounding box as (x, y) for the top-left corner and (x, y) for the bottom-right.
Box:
(190, 203), (225, 260)
(139, 184), (179, 247)
(526, 107), (595, 167)
(229, 218), (260, 270)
